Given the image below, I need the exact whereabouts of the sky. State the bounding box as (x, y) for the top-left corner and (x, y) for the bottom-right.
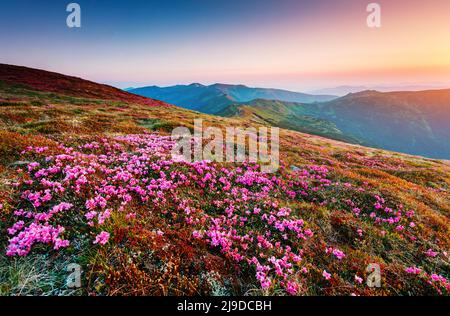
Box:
(1, 0), (450, 91)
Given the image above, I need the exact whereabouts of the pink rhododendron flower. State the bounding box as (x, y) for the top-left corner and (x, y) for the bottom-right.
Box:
(323, 270), (331, 280)
(430, 274), (446, 283)
(93, 231), (110, 245)
(54, 238), (70, 250)
(85, 211), (97, 220)
(425, 249), (438, 258)
(332, 248), (346, 260)
(125, 212), (136, 220)
(326, 247), (346, 260)
(6, 223), (65, 256)
(285, 281), (299, 295)
(405, 267), (422, 274)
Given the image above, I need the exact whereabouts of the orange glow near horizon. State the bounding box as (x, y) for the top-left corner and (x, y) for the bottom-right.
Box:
(1, 0), (450, 90)
(93, 0), (450, 89)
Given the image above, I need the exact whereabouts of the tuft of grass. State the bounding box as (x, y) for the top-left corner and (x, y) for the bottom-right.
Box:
(0, 253), (83, 296)
(138, 118), (180, 132)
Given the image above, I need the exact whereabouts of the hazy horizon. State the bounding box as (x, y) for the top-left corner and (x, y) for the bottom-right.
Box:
(115, 80), (450, 95)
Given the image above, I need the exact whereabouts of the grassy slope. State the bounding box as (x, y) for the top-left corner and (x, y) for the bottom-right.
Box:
(219, 92), (450, 160)
(217, 99), (364, 145)
(0, 68), (449, 296)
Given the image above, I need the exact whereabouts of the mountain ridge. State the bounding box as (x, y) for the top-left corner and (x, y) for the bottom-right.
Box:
(310, 84), (450, 96)
(218, 89), (450, 159)
(129, 83), (337, 114)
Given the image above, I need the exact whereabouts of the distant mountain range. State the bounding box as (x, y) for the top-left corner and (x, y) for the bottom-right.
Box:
(316, 90), (450, 159)
(128, 83), (337, 114)
(219, 90), (450, 159)
(128, 82), (450, 159)
(309, 84), (450, 96)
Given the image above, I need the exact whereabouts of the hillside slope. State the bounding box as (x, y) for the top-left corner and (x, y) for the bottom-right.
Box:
(0, 64), (168, 107)
(316, 90), (450, 159)
(0, 65), (449, 296)
(217, 99), (363, 145)
(219, 91), (450, 160)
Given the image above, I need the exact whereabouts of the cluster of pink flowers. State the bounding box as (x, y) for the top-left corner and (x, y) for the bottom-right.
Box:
(371, 196), (416, 233)
(405, 266), (422, 275)
(4, 133), (445, 295)
(325, 246), (346, 260)
(354, 275), (363, 284)
(7, 223), (69, 256)
(405, 266), (450, 293)
(344, 193), (418, 241)
(93, 231), (110, 245)
(425, 249), (438, 258)
(344, 152), (408, 171)
(322, 270), (331, 280)
(6, 134), (328, 293)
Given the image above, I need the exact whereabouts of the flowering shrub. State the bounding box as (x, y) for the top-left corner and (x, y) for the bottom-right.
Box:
(405, 267), (450, 294)
(3, 133), (449, 295)
(93, 231), (110, 245)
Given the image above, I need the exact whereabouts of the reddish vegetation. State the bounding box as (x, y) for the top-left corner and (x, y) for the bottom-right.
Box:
(0, 64), (169, 107)
(0, 65), (449, 296)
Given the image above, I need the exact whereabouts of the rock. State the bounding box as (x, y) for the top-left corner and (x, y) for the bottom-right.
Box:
(8, 161), (32, 168)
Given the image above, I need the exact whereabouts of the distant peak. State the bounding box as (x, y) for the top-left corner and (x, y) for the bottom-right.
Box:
(211, 83), (249, 89)
(189, 83), (205, 87)
(346, 89), (381, 97)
